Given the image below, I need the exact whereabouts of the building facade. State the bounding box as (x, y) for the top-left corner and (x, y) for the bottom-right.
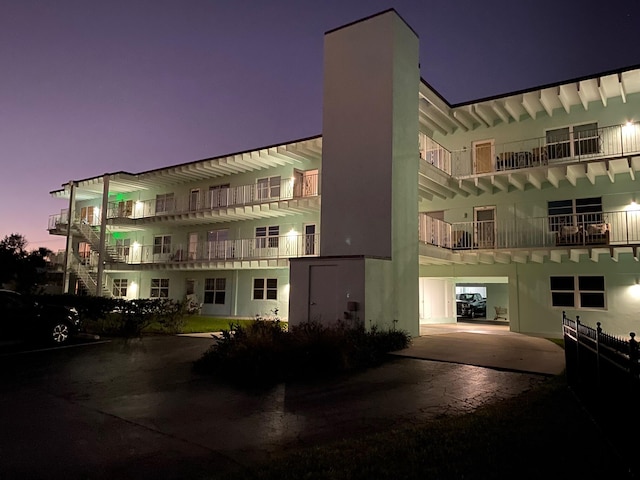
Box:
(48, 9), (640, 338)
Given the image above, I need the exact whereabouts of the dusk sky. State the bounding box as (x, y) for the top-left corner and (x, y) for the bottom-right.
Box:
(2, 0), (639, 253)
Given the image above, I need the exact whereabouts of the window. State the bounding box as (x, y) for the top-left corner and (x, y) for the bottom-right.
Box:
(548, 197), (602, 231)
(155, 193), (175, 214)
(256, 176), (281, 200)
(204, 278), (226, 304)
(550, 276), (605, 309)
(150, 278), (169, 298)
(255, 226), (279, 248)
(153, 235), (172, 254)
(113, 279), (128, 297)
(253, 278), (277, 300)
(546, 122), (598, 160)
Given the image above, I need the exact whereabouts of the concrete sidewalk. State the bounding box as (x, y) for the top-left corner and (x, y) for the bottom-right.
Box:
(394, 323), (566, 376)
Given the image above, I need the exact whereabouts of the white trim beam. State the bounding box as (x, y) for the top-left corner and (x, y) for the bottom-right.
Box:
(491, 101), (510, 123)
(521, 92), (540, 120)
(508, 173), (525, 191)
(619, 73), (627, 103)
(491, 175), (509, 192)
(527, 171), (545, 190)
(566, 164), (585, 187)
(503, 98), (522, 122)
(597, 77), (608, 107)
(577, 81), (589, 110)
(453, 110), (474, 130)
(558, 85), (572, 114)
(539, 90), (554, 117)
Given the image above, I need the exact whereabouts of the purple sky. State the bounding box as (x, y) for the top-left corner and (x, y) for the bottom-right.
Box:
(2, 0), (639, 253)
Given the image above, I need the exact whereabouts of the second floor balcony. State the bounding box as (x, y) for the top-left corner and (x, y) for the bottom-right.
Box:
(76, 233), (321, 269)
(419, 209), (640, 262)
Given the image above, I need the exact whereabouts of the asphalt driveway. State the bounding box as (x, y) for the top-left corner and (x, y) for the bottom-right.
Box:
(0, 335), (551, 479)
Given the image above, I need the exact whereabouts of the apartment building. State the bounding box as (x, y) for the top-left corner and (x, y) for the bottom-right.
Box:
(48, 138), (322, 320)
(48, 9), (640, 338)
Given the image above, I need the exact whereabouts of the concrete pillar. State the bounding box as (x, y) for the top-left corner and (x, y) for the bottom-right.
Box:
(62, 181), (77, 294)
(96, 174), (110, 296)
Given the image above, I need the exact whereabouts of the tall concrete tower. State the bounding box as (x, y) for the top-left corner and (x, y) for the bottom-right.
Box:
(289, 9), (419, 337)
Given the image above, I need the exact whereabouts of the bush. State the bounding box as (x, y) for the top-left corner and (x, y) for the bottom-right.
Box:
(193, 320), (411, 387)
(33, 294), (186, 337)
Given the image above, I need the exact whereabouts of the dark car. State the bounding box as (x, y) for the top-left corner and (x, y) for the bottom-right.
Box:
(0, 289), (81, 345)
(456, 293), (486, 319)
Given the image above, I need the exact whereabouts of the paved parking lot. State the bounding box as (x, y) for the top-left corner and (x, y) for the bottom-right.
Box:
(0, 335), (551, 479)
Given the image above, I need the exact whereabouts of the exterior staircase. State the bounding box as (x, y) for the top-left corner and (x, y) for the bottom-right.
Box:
(70, 254), (114, 298)
(74, 221), (125, 263)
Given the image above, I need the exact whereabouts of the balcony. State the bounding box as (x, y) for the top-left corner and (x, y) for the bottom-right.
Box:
(104, 233), (320, 268)
(449, 122), (640, 177)
(106, 173), (319, 223)
(419, 210), (640, 264)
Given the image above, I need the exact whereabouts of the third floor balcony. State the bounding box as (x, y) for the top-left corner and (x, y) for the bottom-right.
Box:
(419, 122), (640, 198)
(107, 172), (319, 224)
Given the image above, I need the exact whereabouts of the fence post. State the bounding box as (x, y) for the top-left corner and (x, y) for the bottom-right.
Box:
(576, 315), (581, 387)
(596, 322), (602, 389)
(629, 332), (638, 393)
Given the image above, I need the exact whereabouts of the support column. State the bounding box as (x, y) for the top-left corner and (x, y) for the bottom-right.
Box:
(96, 174), (110, 296)
(62, 181), (77, 294)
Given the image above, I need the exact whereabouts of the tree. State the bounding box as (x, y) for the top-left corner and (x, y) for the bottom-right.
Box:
(0, 233), (53, 293)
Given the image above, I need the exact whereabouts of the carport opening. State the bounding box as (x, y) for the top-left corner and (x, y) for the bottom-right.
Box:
(419, 276), (509, 326)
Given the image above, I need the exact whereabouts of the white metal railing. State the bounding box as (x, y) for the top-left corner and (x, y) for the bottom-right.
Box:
(419, 132), (451, 175)
(419, 210), (640, 251)
(48, 209), (69, 231)
(109, 233), (320, 265)
(451, 122), (640, 177)
(105, 173), (319, 220)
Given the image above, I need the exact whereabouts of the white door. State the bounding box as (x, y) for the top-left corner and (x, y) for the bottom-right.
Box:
(309, 265), (339, 324)
(474, 206), (496, 248)
(189, 189), (200, 211)
(188, 233), (198, 260)
(473, 140), (494, 174)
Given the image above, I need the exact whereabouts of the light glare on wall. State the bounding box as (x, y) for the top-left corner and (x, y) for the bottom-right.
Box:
(130, 281), (138, 295)
(622, 121), (636, 136)
(627, 200), (640, 212)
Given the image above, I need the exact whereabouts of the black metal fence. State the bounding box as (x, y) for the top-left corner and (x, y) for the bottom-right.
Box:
(562, 311), (640, 398)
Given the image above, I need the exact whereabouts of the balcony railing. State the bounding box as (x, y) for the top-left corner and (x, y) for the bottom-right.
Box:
(106, 173), (319, 220)
(108, 233), (320, 265)
(450, 122), (640, 177)
(420, 209), (640, 251)
(419, 132), (452, 175)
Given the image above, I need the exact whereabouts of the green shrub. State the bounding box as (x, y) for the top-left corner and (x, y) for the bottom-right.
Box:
(33, 295), (186, 337)
(193, 320), (411, 387)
